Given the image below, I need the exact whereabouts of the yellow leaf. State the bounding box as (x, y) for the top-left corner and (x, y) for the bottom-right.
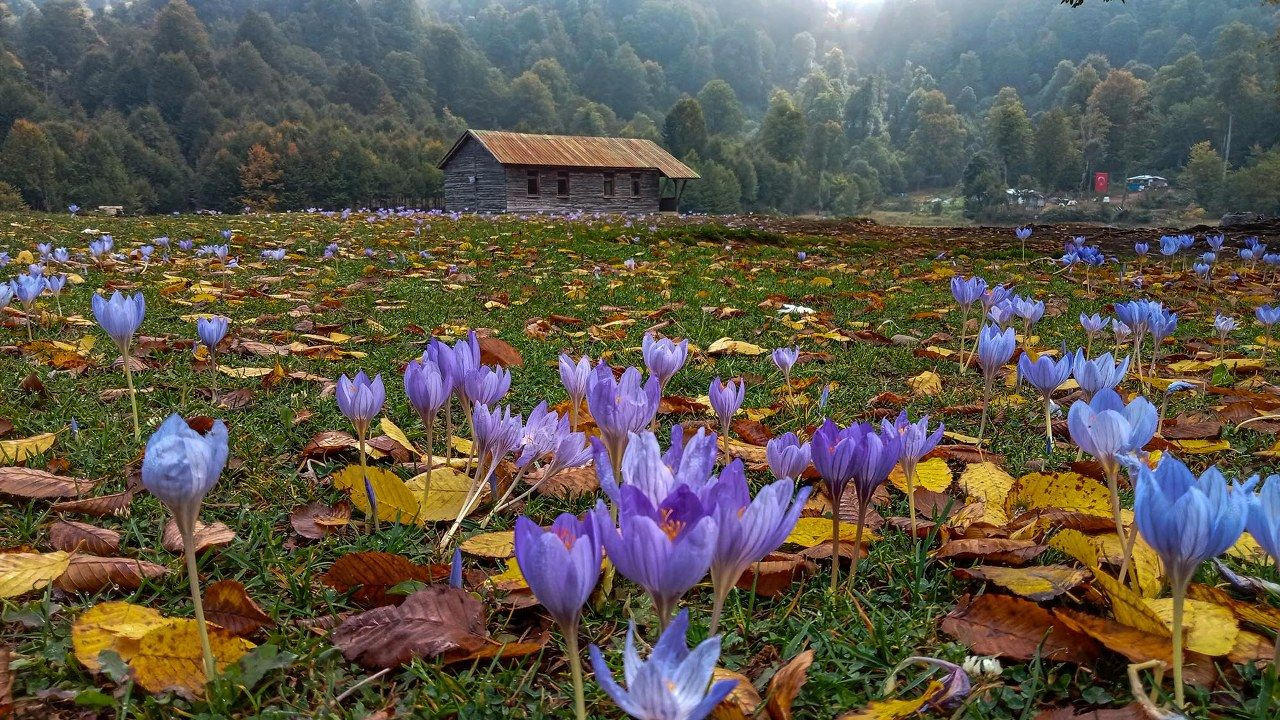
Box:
(889, 457), (952, 494)
(449, 435), (473, 455)
(1007, 472), (1111, 517)
(959, 565), (1088, 601)
(72, 601), (169, 671)
(943, 430), (983, 445)
(130, 619), (254, 696)
(1168, 438), (1231, 455)
(0, 551), (70, 599)
(0, 431), (57, 462)
(906, 370), (942, 397)
(1144, 598), (1239, 657)
(487, 559), (529, 591)
(1050, 530), (1163, 598)
(216, 365), (274, 378)
(924, 345), (955, 358)
(406, 466), (486, 522)
(332, 465), (421, 525)
(459, 530), (515, 559)
(1228, 532), (1266, 562)
(706, 337), (767, 356)
(836, 681), (942, 720)
(379, 417), (420, 458)
(810, 276), (833, 287)
(1090, 567), (1168, 635)
(783, 517), (877, 548)
(959, 462), (1015, 525)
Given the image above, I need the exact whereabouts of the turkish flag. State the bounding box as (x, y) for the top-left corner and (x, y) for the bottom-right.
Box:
(1093, 172), (1109, 193)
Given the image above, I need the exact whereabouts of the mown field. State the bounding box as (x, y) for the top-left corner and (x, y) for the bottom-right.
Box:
(0, 210), (1278, 719)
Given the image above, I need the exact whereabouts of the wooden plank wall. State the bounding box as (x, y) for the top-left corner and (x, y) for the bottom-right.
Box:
(442, 137), (508, 213)
(504, 168), (661, 214)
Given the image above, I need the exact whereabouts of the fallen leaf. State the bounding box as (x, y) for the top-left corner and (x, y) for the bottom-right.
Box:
(765, 649), (814, 720)
(940, 593), (1100, 664)
(906, 370), (942, 397)
(130, 619), (254, 697)
(459, 530), (515, 559)
(710, 668), (755, 719)
(0, 551), (70, 599)
(1144, 597), (1238, 657)
(47, 520), (121, 555)
(407, 466), (486, 522)
(889, 457), (952, 495)
(54, 555), (169, 593)
(289, 500), (351, 539)
(50, 490), (134, 517)
(0, 432), (57, 463)
(72, 601), (169, 672)
(0, 466), (94, 499)
(735, 553), (815, 597)
(953, 565), (1088, 601)
(478, 336), (524, 367)
(934, 538), (1047, 566)
(959, 462), (1016, 526)
(204, 580), (272, 637)
(162, 520), (236, 554)
(784, 517), (877, 548)
(332, 464), (421, 525)
(319, 551), (445, 607)
(332, 586), (489, 669)
(707, 337), (767, 356)
(835, 680), (944, 719)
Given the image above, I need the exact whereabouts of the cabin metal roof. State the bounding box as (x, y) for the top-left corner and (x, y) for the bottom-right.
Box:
(438, 130), (700, 180)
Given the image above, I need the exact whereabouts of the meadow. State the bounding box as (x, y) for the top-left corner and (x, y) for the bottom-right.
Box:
(0, 210), (1278, 720)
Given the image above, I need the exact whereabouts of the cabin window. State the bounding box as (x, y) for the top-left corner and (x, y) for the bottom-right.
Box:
(630, 173), (642, 196)
(526, 171), (539, 196)
(603, 173), (615, 197)
(557, 171), (570, 196)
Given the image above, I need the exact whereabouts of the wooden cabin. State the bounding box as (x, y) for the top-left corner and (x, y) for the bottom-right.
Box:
(438, 130), (699, 214)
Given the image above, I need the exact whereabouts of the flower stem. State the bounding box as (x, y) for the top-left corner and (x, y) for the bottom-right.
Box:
(182, 526), (216, 680)
(830, 507), (842, 594)
(421, 421), (435, 512)
(848, 497), (868, 592)
(357, 430), (378, 533)
(1171, 580), (1187, 709)
(1043, 397), (1054, 455)
(957, 306), (969, 374)
(906, 464), (918, 538)
(123, 348), (140, 441)
(1105, 464), (1140, 590)
(977, 375), (994, 449)
(564, 628), (587, 720)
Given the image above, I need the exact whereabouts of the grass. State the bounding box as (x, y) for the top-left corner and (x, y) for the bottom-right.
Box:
(0, 210), (1277, 718)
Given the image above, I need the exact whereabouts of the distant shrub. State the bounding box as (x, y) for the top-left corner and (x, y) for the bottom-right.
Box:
(0, 182), (27, 211)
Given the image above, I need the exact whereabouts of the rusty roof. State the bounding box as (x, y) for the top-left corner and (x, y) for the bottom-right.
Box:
(438, 130), (700, 180)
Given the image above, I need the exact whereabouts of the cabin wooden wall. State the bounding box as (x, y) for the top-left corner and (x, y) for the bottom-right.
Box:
(505, 167), (662, 214)
(441, 138), (508, 213)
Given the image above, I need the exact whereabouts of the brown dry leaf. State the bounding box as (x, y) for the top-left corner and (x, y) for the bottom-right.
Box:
(48, 520), (121, 555)
(530, 464), (598, 500)
(954, 565), (1089, 601)
(765, 649), (814, 720)
(204, 580), (272, 637)
(442, 635), (549, 665)
(50, 490), (134, 518)
(300, 430), (360, 460)
(734, 553), (815, 597)
(0, 467), (94, 499)
(731, 418), (773, 446)
(709, 667), (756, 719)
(130, 619), (254, 697)
(332, 586), (489, 669)
(54, 554), (169, 593)
(161, 520), (236, 554)
(289, 500), (351, 539)
(940, 593), (1100, 665)
(933, 538), (1047, 566)
(319, 551), (445, 607)
(1051, 608), (1216, 687)
(478, 335), (524, 368)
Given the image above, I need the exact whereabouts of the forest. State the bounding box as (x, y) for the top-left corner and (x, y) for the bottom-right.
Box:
(0, 0), (1275, 217)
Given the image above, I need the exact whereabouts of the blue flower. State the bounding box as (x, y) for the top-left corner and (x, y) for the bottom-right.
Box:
(141, 413), (229, 531)
(1067, 388), (1156, 472)
(1017, 352), (1071, 397)
(589, 610), (737, 720)
(950, 275), (987, 307)
(1071, 350), (1130, 398)
(196, 316), (229, 351)
(91, 291), (145, 352)
(642, 335), (688, 390)
(1246, 476), (1280, 564)
(766, 432), (810, 481)
(976, 324), (1016, 379)
(1256, 305), (1280, 327)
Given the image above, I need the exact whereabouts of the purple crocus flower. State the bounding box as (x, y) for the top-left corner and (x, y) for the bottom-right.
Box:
(141, 413), (229, 532)
(979, 284), (1013, 314)
(771, 346), (800, 378)
(766, 432), (811, 480)
(336, 371), (385, 437)
(708, 377), (744, 433)
(1131, 454), (1251, 708)
(950, 275), (987, 307)
(559, 353), (592, 429)
(1071, 350), (1129, 399)
(91, 291), (146, 352)
(1018, 353), (1072, 453)
(589, 610), (736, 720)
(586, 363), (660, 474)
(462, 365), (511, 408)
(514, 509), (602, 717)
(595, 428), (718, 507)
(595, 486), (717, 628)
(892, 411), (944, 533)
(197, 316), (229, 351)
(404, 357), (450, 423)
(12, 273), (44, 308)
(642, 334), (688, 391)
(706, 465), (810, 633)
(976, 324), (1015, 380)
(1067, 388), (1157, 474)
(470, 403), (523, 492)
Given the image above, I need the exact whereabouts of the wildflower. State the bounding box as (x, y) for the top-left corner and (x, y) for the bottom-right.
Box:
(404, 356), (451, 506)
(1018, 353), (1072, 453)
(766, 432), (810, 481)
(708, 377), (744, 447)
(141, 413), (230, 679)
(1132, 455), (1250, 709)
(1071, 350), (1129, 399)
(336, 372), (385, 530)
(1214, 314), (1237, 361)
(642, 334), (688, 391)
(975, 324), (1016, 444)
(462, 364), (511, 408)
(1080, 313), (1106, 355)
(1256, 305), (1280, 362)
(587, 363), (660, 480)
(771, 345), (799, 378)
(893, 412), (944, 535)
(558, 354), (592, 430)
(92, 291), (146, 439)
(514, 511), (602, 720)
(589, 610), (736, 720)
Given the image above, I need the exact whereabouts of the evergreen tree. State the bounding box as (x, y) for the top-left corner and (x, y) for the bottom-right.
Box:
(663, 96), (707, 157)
(986, 87), (1033, 182)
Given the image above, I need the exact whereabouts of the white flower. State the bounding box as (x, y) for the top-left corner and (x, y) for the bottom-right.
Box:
(778, 304), (816, 316)
(962, 656), (1002, 679)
